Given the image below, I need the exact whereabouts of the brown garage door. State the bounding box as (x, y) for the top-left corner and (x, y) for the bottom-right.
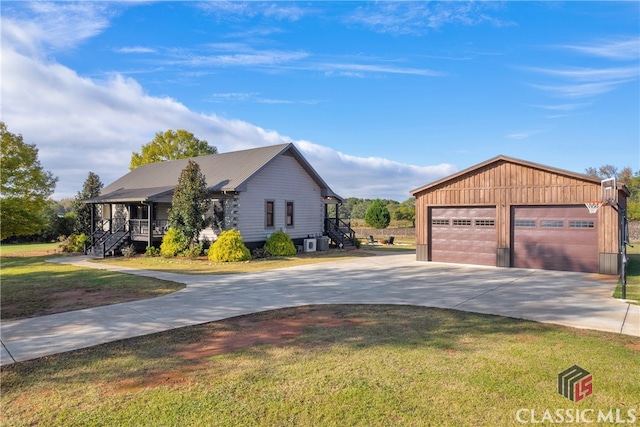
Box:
(512, 205), (597, 273)
(430, 207), (496, 266)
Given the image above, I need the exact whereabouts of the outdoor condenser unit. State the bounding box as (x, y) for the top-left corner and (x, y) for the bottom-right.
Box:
(303, 238), (317, 252)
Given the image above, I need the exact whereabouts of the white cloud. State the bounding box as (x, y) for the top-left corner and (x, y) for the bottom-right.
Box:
(320, 62), (445, 77)
(195, 1), (309, 22)
(347, 2), (514, 35)
(530, 80), (634, 98)
(505, 130), (543, 140)
(116, 46), (157, 54)
(296, 141), (457, 200)
(524, 66), (638, 82)
(2, 2), (113, 56)
(0, 2), (457, 202)
(1, 35), (452, 202)
(559, 37), (640, 61)
(531, 103), (592, 111)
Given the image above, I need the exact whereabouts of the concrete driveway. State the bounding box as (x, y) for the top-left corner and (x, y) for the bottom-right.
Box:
(1, 253), (638, 366)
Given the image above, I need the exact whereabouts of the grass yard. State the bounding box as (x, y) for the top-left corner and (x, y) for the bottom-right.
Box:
(93, 249), (373, 274)
(0, 255), (184, 320)
(1, 305), (638, 426)
(0, 242), (60, 257)
(613, 243), (640, 303)
(359, 235), (416, 253)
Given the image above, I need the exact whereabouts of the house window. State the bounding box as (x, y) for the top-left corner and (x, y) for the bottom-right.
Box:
(541, 220), (564, 228)
(475, 219), (495, 227)
(286, 201), (294, 227)
(569, 221), (595, 228)
(432, 219), (449, 226)
(452, 219), (472, 226)
(514, 220), (536, 228)
(265, 200), (275, 227)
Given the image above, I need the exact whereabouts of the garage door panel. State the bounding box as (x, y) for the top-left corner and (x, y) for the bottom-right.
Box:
(513, 206), (597, 273)
(431, 207), (496, 266)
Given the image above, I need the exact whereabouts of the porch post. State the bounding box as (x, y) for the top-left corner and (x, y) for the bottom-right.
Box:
(147, 203), (153, 248)
(126, 204), (131, 235)
(90, 204), (95, 245)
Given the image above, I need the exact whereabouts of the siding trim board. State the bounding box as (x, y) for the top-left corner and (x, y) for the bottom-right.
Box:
(412, 155), (629, 275)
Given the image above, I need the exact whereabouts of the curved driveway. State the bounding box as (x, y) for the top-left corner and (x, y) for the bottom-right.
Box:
(1, 253), (638, 366)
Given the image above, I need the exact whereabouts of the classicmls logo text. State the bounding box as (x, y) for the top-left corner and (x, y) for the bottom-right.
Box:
(516, 365), (637, 423)
(558, 365), (592, 402)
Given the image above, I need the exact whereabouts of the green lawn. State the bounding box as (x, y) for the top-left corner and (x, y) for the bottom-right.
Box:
(359, 236), (416, 252)
(92, 249), (373, 274)
(0, 256), (184, 320)
(1, 305), (638, 426)
(0, 242), (60, 257)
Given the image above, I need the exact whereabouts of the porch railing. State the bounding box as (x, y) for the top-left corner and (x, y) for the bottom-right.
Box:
(129, 219), (169, 238)
(100, 220), (130, 256)
(324, 217), (355, 248)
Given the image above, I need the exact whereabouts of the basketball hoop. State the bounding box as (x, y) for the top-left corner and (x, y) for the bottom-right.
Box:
(585, 201), (602, 214)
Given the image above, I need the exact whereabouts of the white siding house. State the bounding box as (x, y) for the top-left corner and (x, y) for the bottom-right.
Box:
(238, 153), (326, 242)
(85, 143), (351, 256)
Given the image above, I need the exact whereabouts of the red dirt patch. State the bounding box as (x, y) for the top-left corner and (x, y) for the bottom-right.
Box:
(514, 334), (538, 342)
(626, 343), (640, 351)
(108, 307), (363, 394)
(176, 314), (358, 361)
(111, 371), (192, 394)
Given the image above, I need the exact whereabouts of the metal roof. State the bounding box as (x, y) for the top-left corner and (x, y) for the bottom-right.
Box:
(89, 143), (343, 203)
(410, 155), (605, 196)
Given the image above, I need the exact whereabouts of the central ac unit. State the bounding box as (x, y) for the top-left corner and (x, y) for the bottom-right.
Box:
(303, 238), (317, 252)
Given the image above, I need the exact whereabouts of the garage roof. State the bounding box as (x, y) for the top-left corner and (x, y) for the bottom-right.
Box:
(410, 155), (607, 196)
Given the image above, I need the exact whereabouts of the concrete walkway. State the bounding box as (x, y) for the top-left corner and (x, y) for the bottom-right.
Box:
(1, 254), (638, 366)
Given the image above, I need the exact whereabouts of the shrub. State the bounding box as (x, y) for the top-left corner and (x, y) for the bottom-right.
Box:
(208, 229), (251, 262)
(184, 242), (204, 259)
(59, 233), (87, 253)
(122, 244), (136, 258)
(160, 227), (188, 257)
(145, 246), (161, 257)
(264, 231), (297, 257)
(354, 237), (362, 249)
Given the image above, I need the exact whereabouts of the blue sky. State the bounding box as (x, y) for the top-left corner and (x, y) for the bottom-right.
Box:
(2, 1), (639, 201)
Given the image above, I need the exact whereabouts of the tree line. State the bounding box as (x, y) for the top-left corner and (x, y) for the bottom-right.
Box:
(1, 121), (638, 245)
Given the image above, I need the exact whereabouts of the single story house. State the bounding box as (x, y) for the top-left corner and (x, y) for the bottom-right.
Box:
(85, 143), (354, 257)
(410, 155), (630, 274)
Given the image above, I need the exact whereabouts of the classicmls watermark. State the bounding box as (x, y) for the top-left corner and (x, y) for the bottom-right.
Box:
(558, 365), (592, 402)
(515, 408), (637, 424)
(515, 365), (638, 424)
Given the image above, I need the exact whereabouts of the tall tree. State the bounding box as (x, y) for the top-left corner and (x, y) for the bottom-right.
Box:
(585, 165), (633, 182)
(168, 160), (211, 247)
(130, 129), (217, 170)
(72, 172), (104, 235)
(351, 199), (373, 219)
(42, 203), (76, 242)
(394, 198), (416, 226)
(0, 122), (58, 240)
(365, 199), (391, 229)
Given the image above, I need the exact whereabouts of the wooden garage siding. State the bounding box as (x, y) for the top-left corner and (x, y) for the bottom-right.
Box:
(237, 153), (325, 243)
(413, 157), (622, 273)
